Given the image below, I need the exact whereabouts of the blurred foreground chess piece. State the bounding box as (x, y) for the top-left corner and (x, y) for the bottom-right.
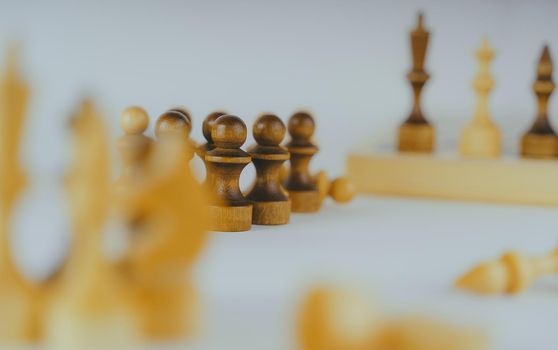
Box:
(44, 100), (142, 348)
(205, 115), (252, 231)
(196, 111), (227, 187)
(0, 46), (40, 343)
(456, 248), (558, 295)
(520, 45), (558, 158)
(459, 38), (501, 158)
(398, 13), (435, 153)
(315, 171), (355, 204)
(246, 114), (290, 225)
(118, 120), (209, 339)
(298, 286), (488, 350)
(155, 109), (195, 160)
(116, 106), (152, 187)
(285, 112), (321, 213)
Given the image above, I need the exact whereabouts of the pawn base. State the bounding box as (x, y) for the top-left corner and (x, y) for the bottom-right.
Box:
(252, 200), (291, 225)
(398, 123), (435, 153)
(208, 204), (252, 232)
(520, 134), (558, 159)
(459, 125), (501, 158)
(289, 190), (321, 213)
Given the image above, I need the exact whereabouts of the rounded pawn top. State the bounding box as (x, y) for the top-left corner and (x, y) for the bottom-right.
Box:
(253, 114), (286, 146)
(288, 111), (315, 141)
(168, 107), (192, 124)
(203, 111), (227, 143)
(120, 106), (149, 135)
(212, 115), (247, 149)
(155, 110), (192, 139)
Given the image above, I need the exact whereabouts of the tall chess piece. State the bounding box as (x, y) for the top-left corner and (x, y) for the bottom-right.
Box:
(205, 115), (252, 231)
(156, 109), (196, 161)
(456, 248), (558, 295)
(246, 114), (290, 225)
(520, 45), (558, 158)
(459, 38), (501, 158)
(116, 106), (152, 187)
(285, 112), (321, 213)
(398, 13), (435, 153)
(196, 111), (227, 187)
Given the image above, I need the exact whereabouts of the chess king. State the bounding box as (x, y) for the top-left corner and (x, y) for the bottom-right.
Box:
(398, 13), (435, 153)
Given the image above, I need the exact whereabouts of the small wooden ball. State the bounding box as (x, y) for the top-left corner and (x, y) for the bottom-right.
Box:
(212, 115), (247, 148)
(329, 177), (355, 203)
(120, 106), (149, 135)
(168, 107), (192, 123)
(203, 111), (227, 143)
(155, 111), (191, 139)
(253, 114), (286, 146)
(288, 111), (315, 140)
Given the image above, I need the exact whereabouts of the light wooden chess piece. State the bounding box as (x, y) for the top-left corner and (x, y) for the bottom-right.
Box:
(116, 106), (152, 187)
(44, 100), (142, 349)
(456, 248), (558, 294)
(155, 109), (196, 161)
(196, 111), (227, 187)
(398, 13), (435, 153)
(298, 286), (488, 350)
(205, 115), (252, 231)
(117, 128), (209, 339)
(315, 171), (356, 204)
(285, 112), (321, 213)
(459, 38), (501, 158)
(246, 114), (291, 225)
(520, 45), (558, 158)
(0, 46), (40, 344)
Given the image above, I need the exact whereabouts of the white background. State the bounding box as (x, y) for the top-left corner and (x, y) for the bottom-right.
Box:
(2, 0), (558, 349)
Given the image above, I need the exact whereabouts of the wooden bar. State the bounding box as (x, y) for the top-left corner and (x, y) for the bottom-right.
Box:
(346, 152), (558, 206)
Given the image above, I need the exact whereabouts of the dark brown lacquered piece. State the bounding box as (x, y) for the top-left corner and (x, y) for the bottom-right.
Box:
(398, 13), (435, 153)
(246, 114), (290, 225)
(284, 112), (321, 213)
(205, 115), (252, 231)
(196, 111), (227, 186)
(155, 109), (196, 160)
(520, 46), (558, 158)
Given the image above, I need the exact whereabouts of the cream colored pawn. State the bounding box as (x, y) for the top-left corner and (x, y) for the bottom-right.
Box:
(456, 248), (558, 294)
(459, 38), (501, 158)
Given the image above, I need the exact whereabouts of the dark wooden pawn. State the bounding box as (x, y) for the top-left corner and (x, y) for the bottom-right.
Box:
(246, 114), (290, 225)
(284, 111), (321, 213)
(205, 115), (252, 232)
(520, 45), (558, 158)
(155, 109), (196, 160)
(196, 111), (227, 187)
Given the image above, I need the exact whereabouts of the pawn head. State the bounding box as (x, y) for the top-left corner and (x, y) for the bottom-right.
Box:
(155, 110), (192, 139)
(288, 111), (315, 140)
(168, 107), (192, 124)
(120, 106), (149, 135)
(253, 114), (286, 146)
(212, 115), (247, 149)
(203, 111), (227, 143)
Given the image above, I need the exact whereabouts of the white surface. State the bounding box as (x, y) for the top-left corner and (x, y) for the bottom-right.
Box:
(187, 196), (558, 350)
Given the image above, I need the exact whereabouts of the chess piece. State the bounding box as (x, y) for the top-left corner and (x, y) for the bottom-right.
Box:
(205, 115), (252, 231)
(0, 46), (39, 343)
(44, 100), (141, 349)
(116, 106), (152, 187)
(246, 114), (290, 225)
(285, 112), (321, 213)
(196, 111), (227, 187)
(117, 130), (209, 339)
(298, 286), (488, 350)
(315, 171), (355, 204)
(398, 13), (435, 153)
(520, 45), (558, 158)
(456, 248), (558, 294)
(459, 38), (501, 158)
(155, 109), (195, 160)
